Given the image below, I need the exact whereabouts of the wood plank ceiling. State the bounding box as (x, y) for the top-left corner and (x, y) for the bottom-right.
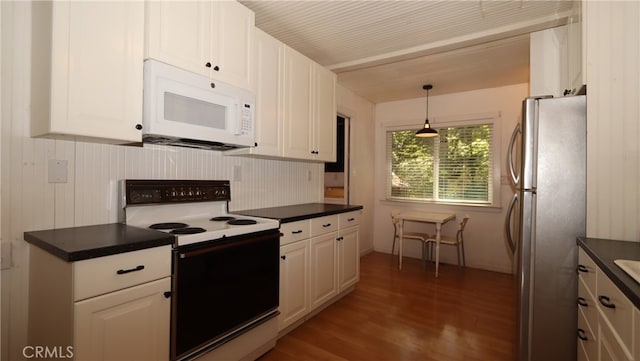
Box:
(240, 1), (578, 103)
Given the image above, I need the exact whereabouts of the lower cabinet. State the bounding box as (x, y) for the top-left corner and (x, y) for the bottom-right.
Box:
(28, 245), (172, 360)
(278, 239), (310, 331)
(74, 277), (171, 361)
(578, 246), (638, 361)
(278, 210), (361, 334)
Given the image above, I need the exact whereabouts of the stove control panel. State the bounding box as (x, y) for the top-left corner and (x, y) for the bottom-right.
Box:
(123, 180), (231, 205)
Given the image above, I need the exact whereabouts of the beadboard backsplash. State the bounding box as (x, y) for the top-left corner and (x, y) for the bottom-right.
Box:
(10, 136), (322, 236)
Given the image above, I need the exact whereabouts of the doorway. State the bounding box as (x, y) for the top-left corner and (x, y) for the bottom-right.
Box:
(324, 115), (350, 204)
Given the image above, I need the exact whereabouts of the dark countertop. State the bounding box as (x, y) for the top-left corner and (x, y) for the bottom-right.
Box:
(24, 223), (175, 262)
(578, 237), (640, 309)
(235, 203), (363, 224)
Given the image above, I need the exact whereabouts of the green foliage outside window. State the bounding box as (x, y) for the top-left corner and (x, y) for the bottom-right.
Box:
(388, 124), (492, 204)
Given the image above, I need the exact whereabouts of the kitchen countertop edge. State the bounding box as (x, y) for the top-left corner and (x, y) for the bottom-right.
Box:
(24, 223), (175, 262)
(578, 237), (640, 309)
(235, 203), (363, 224)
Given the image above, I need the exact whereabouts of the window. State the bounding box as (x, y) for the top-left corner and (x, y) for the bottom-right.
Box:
(386, 120), (496, 206)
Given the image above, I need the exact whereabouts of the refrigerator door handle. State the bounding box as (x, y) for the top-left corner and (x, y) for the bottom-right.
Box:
(505, 192), (518, 254)
(508, 123), (521, 185)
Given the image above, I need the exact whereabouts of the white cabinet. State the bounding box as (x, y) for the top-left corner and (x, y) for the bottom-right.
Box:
(578, 247), (639, 361)
(283, 47), (337, 162)
(28, 245), (172, 361)
(337, 212), (360, 291)
(74, 278), (170, 361)
(277, 210), (361, 334)
(145, 0), (254, 90)
(31, 1), (144, 144)
(227, 32), (336, 161)
(279, 239), (310, 331)
(309, 231), (339, 311)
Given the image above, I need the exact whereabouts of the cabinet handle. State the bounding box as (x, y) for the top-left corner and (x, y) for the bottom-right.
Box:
(116, 265), (144, 275)
(135, 124), (142, 130)
(213, 65), (220, 71)
(292, 230), (303, 234)
(598, 295), (616, 309)
(281, 255), (286, 260)
(563, 89), (573, 96)
(577, 297), (588, 307)
(348, 218), (355, 222)
(279, 232), (284, 237)
(210, 82), (216, 89)
(322, 223), (332, 228)
(577, 329), (588, 341)
(311, 150), (318, 155)
(336, 236), (344, 241)
(577, 265), (589, 273)
(205, 62), (212, 68)
(163, 291), (172, 298)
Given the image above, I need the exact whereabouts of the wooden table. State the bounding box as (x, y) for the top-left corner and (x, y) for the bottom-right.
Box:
(396, 210), (456, 277)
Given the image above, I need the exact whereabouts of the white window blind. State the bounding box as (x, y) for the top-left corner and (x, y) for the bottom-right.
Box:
(386, 123), (494, 205)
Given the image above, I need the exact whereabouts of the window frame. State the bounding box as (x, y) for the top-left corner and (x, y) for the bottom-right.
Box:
(384, 112), (502, 208)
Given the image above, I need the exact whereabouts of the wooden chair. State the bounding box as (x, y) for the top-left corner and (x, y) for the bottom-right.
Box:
(390, 210), (433, 266)
(426, 216), (469, 274)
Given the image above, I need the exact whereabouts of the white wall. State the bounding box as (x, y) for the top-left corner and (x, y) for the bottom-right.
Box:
(373, 83), (529, 274)
(584, 1), (640, 242)
(336, 84), (375, 255)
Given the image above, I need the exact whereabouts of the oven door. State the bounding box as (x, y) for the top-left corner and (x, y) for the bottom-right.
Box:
(171, 229), (280, 361)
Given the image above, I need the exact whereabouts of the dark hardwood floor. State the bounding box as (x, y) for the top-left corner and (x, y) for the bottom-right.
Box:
(259, 251), (516, 361)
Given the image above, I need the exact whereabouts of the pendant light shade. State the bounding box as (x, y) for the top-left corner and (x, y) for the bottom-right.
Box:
(416, 84), (438, 138)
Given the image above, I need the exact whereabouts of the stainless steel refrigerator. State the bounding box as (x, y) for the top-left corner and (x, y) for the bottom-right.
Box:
(505, 95), (586, 361)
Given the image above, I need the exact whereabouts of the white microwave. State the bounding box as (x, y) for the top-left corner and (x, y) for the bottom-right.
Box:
(142, 60), (255, 150)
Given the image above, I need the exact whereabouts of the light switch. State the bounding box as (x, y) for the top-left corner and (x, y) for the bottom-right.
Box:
(48, 159), (68, 183)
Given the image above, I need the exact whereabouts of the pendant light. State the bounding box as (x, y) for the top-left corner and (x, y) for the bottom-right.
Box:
(416, 84), (438, 138)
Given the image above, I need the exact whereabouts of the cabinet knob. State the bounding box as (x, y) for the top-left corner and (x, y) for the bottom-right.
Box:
(210, 82), (216, 89)
(135, 124), (142, 130)
(213, 65), (220, 71)
(163, 291), (172, 298)
(205, 62), (212, 68)
(281, 255), (286, 260)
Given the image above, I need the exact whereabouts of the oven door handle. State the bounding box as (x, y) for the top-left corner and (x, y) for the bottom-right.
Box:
(178, 231), (277, 259)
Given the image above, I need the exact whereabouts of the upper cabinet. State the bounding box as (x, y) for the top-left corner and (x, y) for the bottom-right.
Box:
(228, 30), (337, 162)
(145, 0), (255, 91)
(283, 47), (337, 162)
(31, 1), (144, 144)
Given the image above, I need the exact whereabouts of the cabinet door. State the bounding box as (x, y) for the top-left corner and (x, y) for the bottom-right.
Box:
(283, 46), (314, 160)
(313, 64), (337, 162)
(338, 226), (359, 291)
(253, 29), (283, 156)
(45, 1), (144, 143)
(279, 240), (309, 331)
(211, 1), (254, 90)
(74, 277), (171, 361)
(309, 232), (338, 311)
(145, 1), (211, 77)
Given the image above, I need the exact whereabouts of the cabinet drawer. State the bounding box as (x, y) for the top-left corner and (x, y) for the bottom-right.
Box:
(281, 220), (310, 246)
(339, 211), (361, 228)
(310, 215), (339, 236)
(596, 269), (634, 355)
(577, 305), (597, 361)
(578, 247), (597, 297)
(73, 245), (171, 301)
(578, 277), (598, 332)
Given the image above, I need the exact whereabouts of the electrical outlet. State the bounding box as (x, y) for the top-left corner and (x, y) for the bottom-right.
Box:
(48, 159), (68, 183)
(233, 165), (242, 182)
(1, 241), (11, 270)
